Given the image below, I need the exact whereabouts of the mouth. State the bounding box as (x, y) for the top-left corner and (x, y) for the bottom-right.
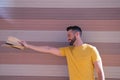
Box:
(68, 39), (72, 42)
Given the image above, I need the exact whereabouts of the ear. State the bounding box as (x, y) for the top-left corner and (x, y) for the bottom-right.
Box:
(75, 32), (80, 37)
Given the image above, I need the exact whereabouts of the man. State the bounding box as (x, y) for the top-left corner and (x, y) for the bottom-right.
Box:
(20, 26), (105, 80)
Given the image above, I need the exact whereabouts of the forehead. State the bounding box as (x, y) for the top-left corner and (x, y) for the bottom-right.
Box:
(67, 30), (73, 33)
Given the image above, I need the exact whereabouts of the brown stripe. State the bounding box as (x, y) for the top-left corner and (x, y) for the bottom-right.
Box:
(0, 52), (67, 65)
(105, 79), (120, 80)
(0, 42), (119, 66)
(0, 19), (120, 31)
(0, 76), (119, 80)
(0, 7), (120, 20)
(90, 42), (120, 55)
(0, 52), (120, 66)
(0, 76), (69, 80)
(0, 41), (119, 54)
(101, 54), (120, 66)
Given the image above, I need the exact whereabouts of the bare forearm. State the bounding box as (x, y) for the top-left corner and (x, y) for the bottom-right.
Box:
(27, 44), (52, 53)
(97, 72), (105, 80)
(26, 44), (61, 56)
(94, 61), (105, 80)
(19, 41), (61, 56)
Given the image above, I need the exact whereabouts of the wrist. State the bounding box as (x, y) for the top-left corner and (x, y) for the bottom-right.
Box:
(24, 44), (29, 49)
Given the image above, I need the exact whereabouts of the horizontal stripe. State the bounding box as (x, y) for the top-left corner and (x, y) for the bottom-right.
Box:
(0, 8), (120, 20)
(0, 64), (120, 78)
(0, 42), (120, 55)
(0, 19), (120, 31)
(104, 67), (120, 79)
(0, 52), (120, 66)
(0, 77), (119, 80)
(0, 30), (120, 43)
(0, 64), (68, 76)
(1, 42), (120, 66)
(0, 0), (120, 8)
(101, 54), (120, 66)
(0, 76), (68, 80)
(0, 52), (67, 65)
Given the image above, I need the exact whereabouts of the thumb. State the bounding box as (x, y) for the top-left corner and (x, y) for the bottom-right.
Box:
(18, 40), (25, 46)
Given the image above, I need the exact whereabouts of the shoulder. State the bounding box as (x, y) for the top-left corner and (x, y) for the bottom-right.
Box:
(59, 46), (71, 50)
(86, 43), (96, 48)
(84, 43), (97, 50)
(59, 46), (71, 56)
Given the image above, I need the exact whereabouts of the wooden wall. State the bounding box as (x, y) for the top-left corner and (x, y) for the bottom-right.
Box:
(0, 0), (120, 80)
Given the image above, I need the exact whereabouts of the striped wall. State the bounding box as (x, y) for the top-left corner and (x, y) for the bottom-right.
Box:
(0, 0), (120, 80)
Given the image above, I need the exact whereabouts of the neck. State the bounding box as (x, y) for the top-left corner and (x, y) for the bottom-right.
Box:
(73, 38), (83, 46)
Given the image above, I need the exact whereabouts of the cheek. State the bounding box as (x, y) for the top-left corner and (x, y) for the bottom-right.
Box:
(67, 33), (74, 41)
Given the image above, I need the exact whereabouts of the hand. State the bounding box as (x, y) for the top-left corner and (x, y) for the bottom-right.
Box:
(18, 41), (28, 48)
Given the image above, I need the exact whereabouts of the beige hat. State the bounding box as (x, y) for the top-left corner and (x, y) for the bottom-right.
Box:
(2, 36), (25, 50)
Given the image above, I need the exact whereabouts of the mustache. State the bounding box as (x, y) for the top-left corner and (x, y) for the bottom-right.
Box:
(68, 39), (72, 41)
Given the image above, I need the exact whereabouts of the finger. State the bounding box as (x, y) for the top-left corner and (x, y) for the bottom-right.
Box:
(17, 41), (25, 46)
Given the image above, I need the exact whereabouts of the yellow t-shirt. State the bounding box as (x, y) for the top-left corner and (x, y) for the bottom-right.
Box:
(59, 44), (101, 80)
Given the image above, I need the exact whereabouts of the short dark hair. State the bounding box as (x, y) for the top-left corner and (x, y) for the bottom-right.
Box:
(66, 25), (82, 36)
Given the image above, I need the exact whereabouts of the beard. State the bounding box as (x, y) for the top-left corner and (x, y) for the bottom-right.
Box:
(69, 36), (76, 46)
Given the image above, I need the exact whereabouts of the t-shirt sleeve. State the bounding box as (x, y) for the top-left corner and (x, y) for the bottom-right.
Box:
(59, 47), (66, 56)
(91, 47), (101, 63)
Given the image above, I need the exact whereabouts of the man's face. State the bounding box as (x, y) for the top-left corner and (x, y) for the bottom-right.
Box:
(67, 30), (76, 46)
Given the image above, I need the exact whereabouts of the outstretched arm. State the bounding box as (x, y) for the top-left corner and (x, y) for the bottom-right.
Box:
(20, 41), (62, 56)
